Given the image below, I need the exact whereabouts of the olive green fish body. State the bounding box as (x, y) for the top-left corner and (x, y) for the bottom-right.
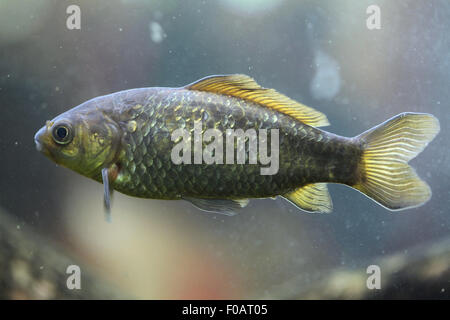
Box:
(34, 74), (439, 215)
(105, 88), (360, 200)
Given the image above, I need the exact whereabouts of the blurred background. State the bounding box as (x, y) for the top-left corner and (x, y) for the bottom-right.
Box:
(0, 0), (449, 299)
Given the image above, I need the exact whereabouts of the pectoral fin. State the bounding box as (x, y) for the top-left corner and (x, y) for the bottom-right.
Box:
(102, 167), (114, 222)
(183, 197), (249, 216)
(282, 183), (332, 213)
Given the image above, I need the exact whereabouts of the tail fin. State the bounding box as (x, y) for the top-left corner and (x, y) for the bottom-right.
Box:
(353, 112), (440, 211)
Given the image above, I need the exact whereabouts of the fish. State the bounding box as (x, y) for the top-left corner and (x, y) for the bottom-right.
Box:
(34, 74), (440, 218)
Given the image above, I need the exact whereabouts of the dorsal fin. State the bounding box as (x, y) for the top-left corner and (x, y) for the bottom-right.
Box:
(185, 74), (329, 127)
(282, 183), (333, 213)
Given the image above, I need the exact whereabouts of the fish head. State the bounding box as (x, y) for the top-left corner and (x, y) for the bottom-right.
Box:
(34, 103), (122, 180)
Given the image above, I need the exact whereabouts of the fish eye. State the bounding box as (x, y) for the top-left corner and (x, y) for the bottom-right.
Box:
(52, 123), (73, 145)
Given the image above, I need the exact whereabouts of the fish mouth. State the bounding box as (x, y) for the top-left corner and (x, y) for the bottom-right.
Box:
(34, 137), (43, 152)
(34, 126), (50, 156)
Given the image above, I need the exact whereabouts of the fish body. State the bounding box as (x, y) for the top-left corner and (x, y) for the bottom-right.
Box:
(100, 87), (359, 199)
(34, 75), (440, 215)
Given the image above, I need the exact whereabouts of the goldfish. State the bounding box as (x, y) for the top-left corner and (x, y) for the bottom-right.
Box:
(34, 74), (440, 218)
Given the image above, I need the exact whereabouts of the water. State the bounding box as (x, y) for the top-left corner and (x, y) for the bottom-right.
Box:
(0, 0), (449, 299)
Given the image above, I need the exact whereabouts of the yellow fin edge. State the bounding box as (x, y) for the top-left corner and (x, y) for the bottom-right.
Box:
(185, 74), (330, 127)
(283, 183), (333, 213)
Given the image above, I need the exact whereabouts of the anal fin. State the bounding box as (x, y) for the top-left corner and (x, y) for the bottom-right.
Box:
(183, 197), (249, 216)
(282, 183), (332, 213)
